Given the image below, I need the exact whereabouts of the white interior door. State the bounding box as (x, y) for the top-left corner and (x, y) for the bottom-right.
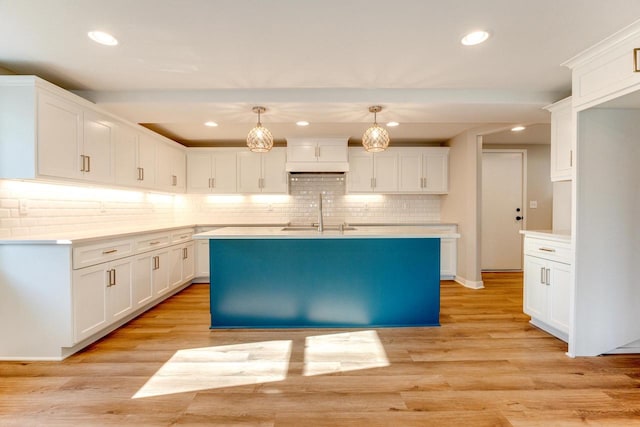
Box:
(481, 151), (525, 270)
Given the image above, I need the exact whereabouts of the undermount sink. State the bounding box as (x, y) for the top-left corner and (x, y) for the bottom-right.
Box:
(281, 225), (357, 232)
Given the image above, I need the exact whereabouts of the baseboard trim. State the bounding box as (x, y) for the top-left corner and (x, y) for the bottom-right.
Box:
(454, 276), (484, 289)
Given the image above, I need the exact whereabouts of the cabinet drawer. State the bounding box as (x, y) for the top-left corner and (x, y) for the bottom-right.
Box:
(135, 232), (171, 252)
(73, 238), (134, 269)
(171, 228), (194, 244)
(524, 238), (571, 264)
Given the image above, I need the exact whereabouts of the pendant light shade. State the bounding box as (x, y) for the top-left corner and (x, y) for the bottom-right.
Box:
(362, 106), (390, 152)
(247, 106), (273, 152)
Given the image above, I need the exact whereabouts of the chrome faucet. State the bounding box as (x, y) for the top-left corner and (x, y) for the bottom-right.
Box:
(318, 192), (324, 232)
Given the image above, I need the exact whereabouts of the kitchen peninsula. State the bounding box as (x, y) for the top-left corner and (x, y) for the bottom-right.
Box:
(194, 226), (459, 329)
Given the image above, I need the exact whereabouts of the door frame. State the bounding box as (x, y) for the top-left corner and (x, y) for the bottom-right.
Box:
(481, 149), (528, 271)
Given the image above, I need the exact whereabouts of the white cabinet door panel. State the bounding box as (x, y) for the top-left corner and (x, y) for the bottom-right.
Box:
(83, 110), (115, 184)
(262, 148), (287, 193)
(108, 258), (133, 321)
(187, 152), (213, 192)
(73, 264), (108, 343)
(37, 91), (83, 179)
(133, 253), (154, 308)
(399, 153), (423, 192)
(237, 151), (262, 193)
(373, 152), (398, 192)
(524, 256), (548, 320)
(347, 150), (373, 193)
(424, 152), (448, 193)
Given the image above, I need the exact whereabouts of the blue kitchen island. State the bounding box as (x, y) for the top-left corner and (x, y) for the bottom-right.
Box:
(194, 226), (459, 329)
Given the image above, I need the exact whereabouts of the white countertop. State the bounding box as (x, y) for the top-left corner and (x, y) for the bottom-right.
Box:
(194, 226), (460, 240)
(0, 222), (458, 245)
(520, 229), (571, 242)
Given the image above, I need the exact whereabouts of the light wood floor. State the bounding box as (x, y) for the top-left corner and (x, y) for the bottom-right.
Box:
(2, 272), (640, 426)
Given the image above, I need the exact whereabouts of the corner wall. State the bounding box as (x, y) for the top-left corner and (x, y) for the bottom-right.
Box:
(441, 131), (483, 288)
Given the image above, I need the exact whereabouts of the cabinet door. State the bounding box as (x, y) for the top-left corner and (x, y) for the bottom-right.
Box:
(152, 250), (170, 296)
(83, 110), (115, 184)
(171, 147), (186, 191)
(37, 91), (83, 179)
(169, 245), (184, 289)
(261, 148), (287, 193)
(523, 256), (548, 320)
(398, 150), (423, 192)
(550, 103), (573, 181)
(195, 239), (210, 279)
(423, 152), (448, 193)
(373, 151), (398, 192)
(547, 261), (571, 334)
(317, 140), (348, 162)
(156, 143), (178, 191)
(108, 258), (133, 321)
(182, 242), (195, 282)
(115, 124), (141, 187)
(212, 151), (238, 193)
(440, 238), (457, 279)
(237, 151), (262, 193)
(288, 141), (317, 162)
(133, 253), (154, 308)
(187, 152), (213, 193)
(72, 264), (108, 343)
(137, 133), (157, 188)
(347, 150), (374, 193)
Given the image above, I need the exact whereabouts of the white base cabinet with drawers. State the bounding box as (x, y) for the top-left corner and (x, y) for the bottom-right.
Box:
(522, 233), (572, 342)
(0, 227), (196, 361)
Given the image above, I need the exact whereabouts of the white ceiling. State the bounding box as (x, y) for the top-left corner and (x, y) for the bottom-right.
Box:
(2, 0), (640, 146)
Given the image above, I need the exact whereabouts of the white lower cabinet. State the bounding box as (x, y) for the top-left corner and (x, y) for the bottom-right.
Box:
(523, 234), (571, 341)
(72, 257), (133, 343)
(69, 228), (195, 352)
(440, 238), (457, 280)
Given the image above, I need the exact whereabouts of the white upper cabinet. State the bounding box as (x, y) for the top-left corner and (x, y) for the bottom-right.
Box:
(286, 138), (349, 172)
(187, 148), (238, 193)
(564, 23), (640, 110)
(398, 147), (449, 193)
(545, 97), (573, 182)
(348, 147), (448, 194)
(346, 148), (398, 193)
(82, 109), (116, 184)
(237, 148), (287, 194)
(37, 90), (84, 180)
(157, 142), (186, 192)
(37, 91), (116, 184)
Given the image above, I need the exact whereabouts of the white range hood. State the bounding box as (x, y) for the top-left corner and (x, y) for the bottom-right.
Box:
(285, 137), (350, 172)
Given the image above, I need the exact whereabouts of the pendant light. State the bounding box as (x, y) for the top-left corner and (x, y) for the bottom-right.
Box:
(362, 106), (390, 152)
(247, 106), (273, 152)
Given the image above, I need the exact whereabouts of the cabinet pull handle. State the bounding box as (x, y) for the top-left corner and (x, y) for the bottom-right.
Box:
(150, 241), (161, 245)
(211, 177), (215, 188)
(80, 155), (86, 172)
(153, 256), (159, 270)
(86, 156), (91, 172)
(570, 150), (573, 167)
(179, 235), (189, 239)
(183, 247), (188, 259)
(141, 168), (144, 181)
(317, 146), (321, 158)
(102, 249), (118, 255)
(107, 269), (116, 287)
(137, 167), (144, 181)
(539, 247), (556, 252)
(172, 175), (177, 186)
(540, 267), (545, 284)
(546, 268), (551, 286)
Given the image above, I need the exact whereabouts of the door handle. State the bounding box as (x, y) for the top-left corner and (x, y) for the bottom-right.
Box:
(516, 216), (523, 221)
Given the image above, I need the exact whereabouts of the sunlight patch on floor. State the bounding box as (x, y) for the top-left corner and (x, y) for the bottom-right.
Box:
(303, 330), (389, 376)
(132, 340), (292, 398)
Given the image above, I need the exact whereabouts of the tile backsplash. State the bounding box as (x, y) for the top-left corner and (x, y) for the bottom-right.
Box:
(0, 176), (441, 238)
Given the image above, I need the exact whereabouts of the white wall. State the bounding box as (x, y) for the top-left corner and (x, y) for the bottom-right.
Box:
(441, 131), (483, 288)
(571, 108), (640, 356)
(552, 180), (571, 232)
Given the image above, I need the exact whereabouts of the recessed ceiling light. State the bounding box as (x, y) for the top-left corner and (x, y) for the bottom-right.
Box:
(461, 30), (490, 46)
(88, 31), (118, 46)
(511, 125), (526, 132)
(204, 121), (218, 127)
(386, 121), (399, 127)
(296, 121), (310, 126)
